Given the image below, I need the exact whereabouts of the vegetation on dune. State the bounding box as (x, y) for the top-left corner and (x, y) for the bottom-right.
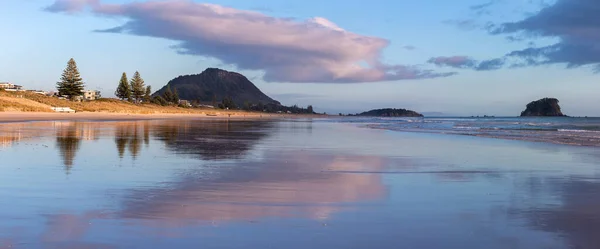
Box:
(0, 98), (52, 112)
(0, 91), (224, 114)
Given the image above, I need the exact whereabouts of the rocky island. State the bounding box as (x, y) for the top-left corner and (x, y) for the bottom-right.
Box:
(353, 108), (424, 117)
(520, 98), (567, 117)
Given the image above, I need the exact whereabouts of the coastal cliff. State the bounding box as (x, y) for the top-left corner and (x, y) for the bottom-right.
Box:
(520, 98), (566, 117)
(354, 108), (423, 117)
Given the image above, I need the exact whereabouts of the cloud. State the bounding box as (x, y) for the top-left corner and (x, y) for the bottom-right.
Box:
(428, 56), (476, 69)
(46, 0), (454, 83)
(469, 0), (501, 16)
(489, 0), (600, 69)
(442, 19), (481, 31)
(45, 0), (99, 13)
(428, 56), (505, 71)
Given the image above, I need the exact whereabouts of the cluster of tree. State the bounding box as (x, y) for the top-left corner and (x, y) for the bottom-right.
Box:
(115, 72), (151, 103)
(56, 58), (85, 100)
(245, 102), (315, 114)
(219, 96), (236, 109)
(150, 85), (181, 106)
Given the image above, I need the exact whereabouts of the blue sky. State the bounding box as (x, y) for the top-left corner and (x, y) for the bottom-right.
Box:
(1, 0), (599, 116)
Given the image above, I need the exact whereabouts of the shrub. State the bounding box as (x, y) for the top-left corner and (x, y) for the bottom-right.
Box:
(151, 96), (168, 106)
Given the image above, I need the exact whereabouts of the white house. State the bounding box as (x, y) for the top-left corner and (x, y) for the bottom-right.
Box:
(83, 90), (101, 101)
(0, 82), (23, 91)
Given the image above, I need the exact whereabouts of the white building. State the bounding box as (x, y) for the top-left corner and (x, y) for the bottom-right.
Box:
(0, 82), (23, 91)
(83, 90), (101, 101)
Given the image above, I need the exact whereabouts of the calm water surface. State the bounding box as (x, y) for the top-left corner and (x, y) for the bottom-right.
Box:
(1, 119), (600, 248)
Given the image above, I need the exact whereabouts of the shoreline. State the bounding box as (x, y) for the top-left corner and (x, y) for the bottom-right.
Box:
(0, 111), (322, 123)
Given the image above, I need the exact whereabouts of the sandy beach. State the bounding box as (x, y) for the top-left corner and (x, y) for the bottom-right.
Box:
(0, 111), (311, 123)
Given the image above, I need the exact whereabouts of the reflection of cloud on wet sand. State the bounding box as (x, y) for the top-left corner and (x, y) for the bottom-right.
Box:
(40, 211), (115, 249)
(119, 151), (388, 225)
(510, 177), (600, 249)
(0, 239), (14, 249)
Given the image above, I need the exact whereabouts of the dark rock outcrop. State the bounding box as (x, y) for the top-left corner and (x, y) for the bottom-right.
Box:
(354, 108), (424, 117)
(153, 68), (280, 106)
(520, 98), (566, 117)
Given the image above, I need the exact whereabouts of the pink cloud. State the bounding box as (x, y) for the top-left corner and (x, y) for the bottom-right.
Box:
(46, 0), (455, 83)
(45, 0), (100, 13)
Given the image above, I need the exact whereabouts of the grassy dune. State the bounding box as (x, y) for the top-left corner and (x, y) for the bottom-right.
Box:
(0, 91), (245, 115)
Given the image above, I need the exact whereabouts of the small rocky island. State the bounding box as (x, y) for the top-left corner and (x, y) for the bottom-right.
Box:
(353, 108), (424, 117)
(520, 98), (567, 117)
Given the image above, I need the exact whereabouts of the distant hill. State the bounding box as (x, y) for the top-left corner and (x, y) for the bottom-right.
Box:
(520, 98), (566, 117)
(354, 108), (424, 117)
(153, 68), (280, 106)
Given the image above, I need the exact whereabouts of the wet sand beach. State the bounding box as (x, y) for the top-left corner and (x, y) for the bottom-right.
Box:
(0, 111), (306, 123)
(1, 119), (600, 248)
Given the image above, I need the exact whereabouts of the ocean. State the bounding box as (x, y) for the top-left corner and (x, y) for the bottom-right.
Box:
(330, 116), (600, 147)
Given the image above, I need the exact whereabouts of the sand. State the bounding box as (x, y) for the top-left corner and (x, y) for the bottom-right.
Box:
(0, 111), (324, 123)
(0, 111), (279, 122)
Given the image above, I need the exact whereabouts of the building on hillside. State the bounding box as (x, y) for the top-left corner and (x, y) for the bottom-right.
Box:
(178, 100), (192, 107)
(27, 90), (47, 95)
(0, 82), (23, 91)
(83, 90), (101, 101)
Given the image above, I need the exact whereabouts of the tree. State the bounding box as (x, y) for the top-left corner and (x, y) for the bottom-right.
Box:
(307, 105), (314, 114)
(211, 95), (217, 107)
(115, 72), (131, 101)
(151, 96), (168, 106)
(172, 87), (180, 104)
(143, 86), (152, 103)
(163, 85), (174, 103)
(57, 58), (85, 100)
(222, 96), (236, 109)
(130, 71), (145, 103)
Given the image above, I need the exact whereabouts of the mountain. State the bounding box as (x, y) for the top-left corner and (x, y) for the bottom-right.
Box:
(520, 98), (567, 117)
(153, 68), (280, 106)
(354, 108), (424, 117)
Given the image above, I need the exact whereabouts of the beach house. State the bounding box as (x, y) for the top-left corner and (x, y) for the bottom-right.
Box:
(0, 82), (23, 91)
(83, 90), (101, 100)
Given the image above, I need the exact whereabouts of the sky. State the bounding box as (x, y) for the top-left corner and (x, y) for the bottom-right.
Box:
(1, 0), (599, 116)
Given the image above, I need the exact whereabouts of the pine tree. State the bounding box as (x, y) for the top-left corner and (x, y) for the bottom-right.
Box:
(307, 105), (314, 114)
(130, 71), (145, 103)
(57, 58), (85, 100)
(115, 72), (131, 101)
(143, 85), (152, 103)
(172, 87), (180, 104)
(163, 85), (174, 103)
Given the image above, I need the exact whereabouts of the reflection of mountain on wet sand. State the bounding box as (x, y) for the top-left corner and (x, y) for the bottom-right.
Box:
(152, 120), (274, 160)
(510, 177), (600, 249)
(120, 151), (388, 224)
